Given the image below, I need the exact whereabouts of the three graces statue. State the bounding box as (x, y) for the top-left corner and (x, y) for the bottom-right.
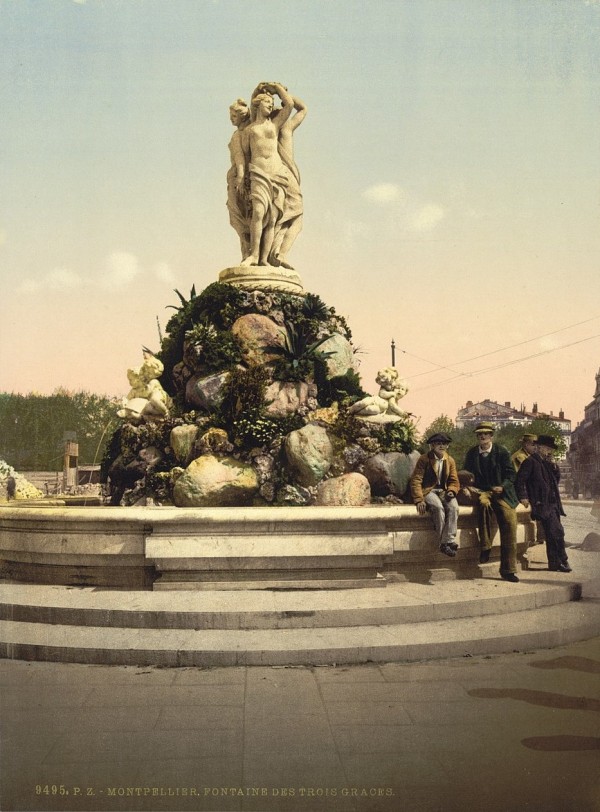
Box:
(227, 82), (306, 270)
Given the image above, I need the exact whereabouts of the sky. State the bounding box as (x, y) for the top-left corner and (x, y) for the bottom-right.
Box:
(1, 0), (599, 435)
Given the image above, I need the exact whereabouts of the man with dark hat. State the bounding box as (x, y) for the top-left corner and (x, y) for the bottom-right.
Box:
(512, 433), (545, 545)
(410, 433), (461, 557)
(515, 434), (571, 572)
(463, 422), (520, 582)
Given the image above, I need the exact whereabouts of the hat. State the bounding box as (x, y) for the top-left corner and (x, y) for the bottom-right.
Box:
(536, 434), (558, 450)
(520, 433), (537, 442)
(427, 433), (452, 445)
(474, 421), (495, 433)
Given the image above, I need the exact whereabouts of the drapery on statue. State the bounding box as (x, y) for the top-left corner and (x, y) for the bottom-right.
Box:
(228, 81), (306, 269)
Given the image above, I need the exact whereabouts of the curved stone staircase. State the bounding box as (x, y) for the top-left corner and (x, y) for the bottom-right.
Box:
(1, 545), (599, 666)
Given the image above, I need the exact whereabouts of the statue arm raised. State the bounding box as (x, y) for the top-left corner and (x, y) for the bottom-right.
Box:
(286, 95), (307, 132)
(259, 81), (293, 128)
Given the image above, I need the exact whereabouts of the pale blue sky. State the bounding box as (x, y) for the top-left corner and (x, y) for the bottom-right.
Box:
(1, 0), (599, 430)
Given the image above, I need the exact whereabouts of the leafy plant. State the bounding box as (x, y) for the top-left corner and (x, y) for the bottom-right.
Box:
(159, 283), (246, 394)
(374, 419), (418, 454)
(313, 360), (368, 407)
(184, 319), (242, 374)
(165, 285), (197, 313)
(218, 366), (271, 427)
(267, 324), (334, 382)
(301, 293), (329, 323)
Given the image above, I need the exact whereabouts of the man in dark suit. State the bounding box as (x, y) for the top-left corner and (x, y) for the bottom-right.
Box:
(463, 422), (520, 582)
(515, 434), (571, 572)
(512, 432), (545, 545)
(410, 433), (461, 557)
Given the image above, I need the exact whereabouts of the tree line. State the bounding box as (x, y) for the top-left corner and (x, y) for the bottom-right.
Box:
(0, 389), (568, 474)
(0, 390), (119, 470)
(419, 414), (568, 467)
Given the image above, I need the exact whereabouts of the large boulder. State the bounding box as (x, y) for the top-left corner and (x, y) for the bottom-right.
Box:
(173, 454), (260, 507)
(231, 314), (285, 366)
(319, 333), (355, 378)
(315, 473), (371, 506)
(185, 370), (231, 411)
(362, 450), (420, 498)
(265, 381), (310, 417)
(169, 425), (199, 464)
(284, 424), (333, 487)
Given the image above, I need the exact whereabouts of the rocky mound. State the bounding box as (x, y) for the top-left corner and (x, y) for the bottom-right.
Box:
(102, 282), (418, 507)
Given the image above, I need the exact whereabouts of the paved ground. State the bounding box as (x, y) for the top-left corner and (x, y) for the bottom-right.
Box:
(1, 503), (599, 812)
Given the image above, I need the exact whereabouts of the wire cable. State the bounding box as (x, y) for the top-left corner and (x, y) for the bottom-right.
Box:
(413, 332), (600, 392)
(403, 314), (600, 379)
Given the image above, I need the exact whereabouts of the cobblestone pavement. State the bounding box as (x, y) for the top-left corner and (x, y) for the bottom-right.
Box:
(562, 501), (599, 541)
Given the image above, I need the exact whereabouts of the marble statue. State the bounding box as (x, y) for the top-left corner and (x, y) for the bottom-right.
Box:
(117, 352), (171, 422)
(227, 98), (251, 260)
(229, 81), (306, 269)
(348, 368), (409, 419)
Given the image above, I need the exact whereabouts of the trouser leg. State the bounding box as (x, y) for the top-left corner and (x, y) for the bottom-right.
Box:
(542, 507), (568, 567)
(535, 519), (546, 543)
(493, 498), (518, 575)
(424, 491), (445, 543)
(476, 491), (494, 550)
(443, 497), (459, 544)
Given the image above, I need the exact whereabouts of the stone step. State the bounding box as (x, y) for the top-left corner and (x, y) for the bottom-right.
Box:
(0, 572), (582, 630)
(1, 600), (599, 667)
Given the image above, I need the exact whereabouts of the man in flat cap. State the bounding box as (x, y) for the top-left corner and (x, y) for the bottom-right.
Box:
(511, 433), (537, 472)
(512, 433), (545, 546)
(515, 434), (571, 572)
(410, 433), (461, 557)
(463, 422), (520, 581)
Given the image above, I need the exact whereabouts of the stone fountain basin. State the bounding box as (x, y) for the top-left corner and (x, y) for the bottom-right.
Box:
(0, 504), (532, 591)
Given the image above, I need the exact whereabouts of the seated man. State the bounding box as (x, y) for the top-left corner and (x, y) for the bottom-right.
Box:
(463, 421), (520, 582)
(410, 433), (460, 557)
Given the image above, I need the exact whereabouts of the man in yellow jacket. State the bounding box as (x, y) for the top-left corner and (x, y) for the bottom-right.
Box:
(410, 433), (461, 557)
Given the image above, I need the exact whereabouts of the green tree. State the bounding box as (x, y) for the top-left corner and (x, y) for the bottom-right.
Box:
(0, 390), (119, 470)
(421, 414), (568, 470)
(419, 415), (456, 451)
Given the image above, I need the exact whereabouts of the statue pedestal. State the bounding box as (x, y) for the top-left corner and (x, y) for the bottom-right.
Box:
(219, 265), (304, 295)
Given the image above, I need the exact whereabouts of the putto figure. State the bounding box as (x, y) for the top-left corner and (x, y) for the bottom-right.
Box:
(117, 351), (171, 422)
(348, 367), (409, 418)
(228, 81), (306, 269)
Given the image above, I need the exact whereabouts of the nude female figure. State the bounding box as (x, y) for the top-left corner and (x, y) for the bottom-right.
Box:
(237, 82), (294, 267)
(267, 90), (306, 269)
(226, 98), (251, 260)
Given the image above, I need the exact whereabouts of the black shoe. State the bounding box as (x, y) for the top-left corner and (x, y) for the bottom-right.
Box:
(440, 544), (457, 557)
(549, 563), (572, 573)
(448, 542), (459, 551)
(479, 549), (491, 564)
(501, 572), (520, 583)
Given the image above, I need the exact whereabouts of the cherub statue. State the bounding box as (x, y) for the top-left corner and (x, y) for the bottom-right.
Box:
(117, 351), (171, 422)
(348, 367), (409, 418)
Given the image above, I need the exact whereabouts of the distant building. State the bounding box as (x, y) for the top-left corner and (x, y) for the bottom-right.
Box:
(456, 399), (571, 448)
(567, 369), (600, 498)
